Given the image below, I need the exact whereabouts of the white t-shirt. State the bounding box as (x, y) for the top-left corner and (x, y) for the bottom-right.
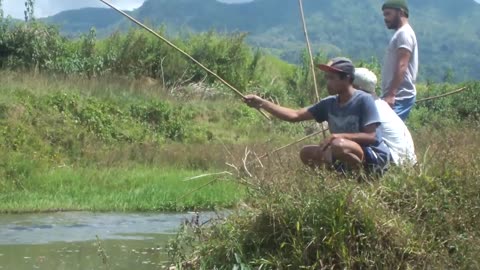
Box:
(375, 99), (417, 165)
(381, 24), (418, 100)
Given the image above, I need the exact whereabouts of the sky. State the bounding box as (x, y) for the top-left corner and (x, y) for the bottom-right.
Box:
(1, 0), (253, 19)
(2, 0), (478, 19)
(2, 0), (144, 18)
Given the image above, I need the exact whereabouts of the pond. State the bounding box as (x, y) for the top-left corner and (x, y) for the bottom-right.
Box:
(0, 212), (215, 270)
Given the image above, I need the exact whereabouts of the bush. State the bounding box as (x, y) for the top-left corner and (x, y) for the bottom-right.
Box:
(169, 126), (480, 269)
(409, 81), (480, 129)
(0, 22), (66, 70)
(421, 82), (479, 119)
(0, 21), (267, 94)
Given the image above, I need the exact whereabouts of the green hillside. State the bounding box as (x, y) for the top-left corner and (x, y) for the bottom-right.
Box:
(37, 0), (480, 81)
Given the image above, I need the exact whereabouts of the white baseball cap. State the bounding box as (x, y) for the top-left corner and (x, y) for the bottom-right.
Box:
(353, 68), (377, 95)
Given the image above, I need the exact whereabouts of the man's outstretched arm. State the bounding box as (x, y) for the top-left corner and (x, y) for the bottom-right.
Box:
(244, 94), (314, 122)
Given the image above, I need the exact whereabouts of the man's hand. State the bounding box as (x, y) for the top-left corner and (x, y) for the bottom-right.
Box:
(320, 134), (344, 150)
(243, 95), (265, 109)
(383, 93), (396, 108)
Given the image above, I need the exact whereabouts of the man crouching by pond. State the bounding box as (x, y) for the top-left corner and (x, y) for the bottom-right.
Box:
(244, 57), (391, 174)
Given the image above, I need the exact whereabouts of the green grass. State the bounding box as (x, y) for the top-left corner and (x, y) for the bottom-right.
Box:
(0, 166), (245, 213)
(169, 126), (480, 269)
(0, 71), (308, 214)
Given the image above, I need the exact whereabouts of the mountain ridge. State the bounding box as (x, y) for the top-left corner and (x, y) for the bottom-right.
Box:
(43, 0), (480, 81)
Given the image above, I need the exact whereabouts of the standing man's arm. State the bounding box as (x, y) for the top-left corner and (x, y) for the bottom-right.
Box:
(384, 48), (411, 107)
(243, 95), (314, 122)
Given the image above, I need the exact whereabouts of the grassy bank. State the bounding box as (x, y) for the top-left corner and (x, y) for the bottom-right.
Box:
(0, 166), (244, 213)
(170, 126), (480, 269)
(0, 71), (304, 213)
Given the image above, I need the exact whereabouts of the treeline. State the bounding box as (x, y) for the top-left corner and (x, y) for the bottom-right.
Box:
(0, 19), (478, 122)
(0, 22), (251, 88)
(0, 19), (333, 105)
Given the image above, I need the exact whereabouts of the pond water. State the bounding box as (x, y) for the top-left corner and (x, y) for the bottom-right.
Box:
(0, 212), (215, 270)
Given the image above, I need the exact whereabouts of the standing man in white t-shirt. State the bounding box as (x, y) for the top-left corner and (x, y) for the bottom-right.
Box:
(381, 0), (418, 121)
(354, 68), (417, 166)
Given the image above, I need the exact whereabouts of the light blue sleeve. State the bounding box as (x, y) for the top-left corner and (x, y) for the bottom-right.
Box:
(307, 96), (334, 123)
(360, 95), (381, 129)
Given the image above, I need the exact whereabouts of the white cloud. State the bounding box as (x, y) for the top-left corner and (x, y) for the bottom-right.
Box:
(2, 0), (145, 19)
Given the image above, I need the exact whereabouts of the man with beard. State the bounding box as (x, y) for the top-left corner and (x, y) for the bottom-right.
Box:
(381, 0), (418, 121)
(243, 58), (391, 174)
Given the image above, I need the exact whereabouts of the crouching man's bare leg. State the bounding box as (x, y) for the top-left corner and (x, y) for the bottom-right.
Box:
(300, 138), (364, 170)
(300, 145), (332, 168)
(330, 138), (364, 169)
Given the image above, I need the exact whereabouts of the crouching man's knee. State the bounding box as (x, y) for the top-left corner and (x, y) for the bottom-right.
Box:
(330, 138), (364, 166)
(330, 138), (347, 156)
(300, 145), (332, 168)
(300, 146), (317, 166)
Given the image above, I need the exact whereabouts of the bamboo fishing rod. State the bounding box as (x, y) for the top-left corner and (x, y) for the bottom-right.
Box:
(256, 128), (326, 161)
(416, 87), (467, 103)
(298, 0), (327, 139)
(298, 0), (320, 103)
(98, 0), (270, 120)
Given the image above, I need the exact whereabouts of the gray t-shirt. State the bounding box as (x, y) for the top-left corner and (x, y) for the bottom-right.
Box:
(381, 24), (418, 100)
(307, 90), (390, 157)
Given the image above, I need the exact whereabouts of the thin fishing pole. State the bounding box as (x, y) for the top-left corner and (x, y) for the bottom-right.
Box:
(98, 0), (270, 120)
(298, 0), (326, 139)
(298, 0), (320, 103)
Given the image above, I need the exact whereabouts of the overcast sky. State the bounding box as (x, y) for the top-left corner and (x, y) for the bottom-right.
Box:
(2, 0), (478, 19)
(1, 0), (254, 19)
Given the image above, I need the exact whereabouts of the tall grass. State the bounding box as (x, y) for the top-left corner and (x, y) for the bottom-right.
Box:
(169, 126), (480, 269)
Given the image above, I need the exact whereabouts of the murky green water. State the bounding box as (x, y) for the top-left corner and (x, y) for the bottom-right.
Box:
(0, 212), (210, 270)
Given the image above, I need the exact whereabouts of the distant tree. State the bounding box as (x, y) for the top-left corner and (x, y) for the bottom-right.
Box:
(442, 68), (455, 83)
(24, 0), (35, 22)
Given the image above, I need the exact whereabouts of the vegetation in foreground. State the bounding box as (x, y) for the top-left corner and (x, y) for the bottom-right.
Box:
(169, 126), (480, 269)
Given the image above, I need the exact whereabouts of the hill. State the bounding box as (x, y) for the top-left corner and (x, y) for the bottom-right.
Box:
(44, 0), (480, 81)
